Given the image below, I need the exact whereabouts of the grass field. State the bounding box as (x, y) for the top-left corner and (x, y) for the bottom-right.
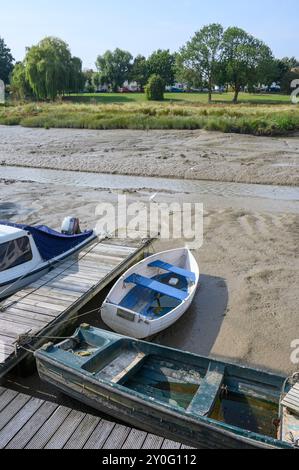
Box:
(0, 93), (298, 136)
(64, 92), (293, 106)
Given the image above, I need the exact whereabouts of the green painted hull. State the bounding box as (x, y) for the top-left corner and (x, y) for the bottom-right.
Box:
(35, 326), (296, 449)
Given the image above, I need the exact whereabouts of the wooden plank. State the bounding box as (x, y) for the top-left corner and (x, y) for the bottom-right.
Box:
(10, 297), (66, 313)
(83, 420), (115, 449)
(1, 303), (58, 319)
(0, 238), (152, 374)
(33, 272), (97, 289)
(161, 439), (182, 450)
(0, 334), (17, 346)
(0, 389), (19, 413)
(0, 397), (43, 448)
(44, 410), (85, 449)
(64, 413), (100, 449)
(102, 424), (131, 450)
(0, 311), (49, 329)
(5, 401), (58, 449)
(35, 280), (87, 295)
(112, 353), (146, 384)
(14, 292), (72, 308)
(0, 320), (33, 336)
(282, 383), (299, 414)
(25, 406), (72, 449)
(0, 333), (20, 345)
(0, 394), (31, 431)
(122, 428), (147, 449)
(26, 282), (81, 298)
(7, 300), (61, 316)
(142, 433), (164, 449)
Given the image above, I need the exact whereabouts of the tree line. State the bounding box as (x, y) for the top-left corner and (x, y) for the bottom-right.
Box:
(0, 24), (298, 103)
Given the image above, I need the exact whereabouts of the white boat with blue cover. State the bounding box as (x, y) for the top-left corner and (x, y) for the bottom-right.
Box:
(0, 218), (97, 299)
(101, 248), (199, 339)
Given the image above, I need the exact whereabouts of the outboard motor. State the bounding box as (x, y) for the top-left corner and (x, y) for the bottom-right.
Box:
(61, 217), (82, 235)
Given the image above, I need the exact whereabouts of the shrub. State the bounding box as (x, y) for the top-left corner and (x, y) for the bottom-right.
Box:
(145, 75), (165, 101)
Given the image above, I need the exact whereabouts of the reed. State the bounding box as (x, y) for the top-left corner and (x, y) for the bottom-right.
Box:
(1, 101), (298, 136)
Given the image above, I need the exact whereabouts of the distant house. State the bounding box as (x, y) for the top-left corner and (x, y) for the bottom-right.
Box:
(291, 67), (299, 74)
(121, 81), (140, 92)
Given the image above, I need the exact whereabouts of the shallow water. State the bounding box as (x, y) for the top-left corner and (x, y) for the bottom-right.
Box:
(1, 166), (299, 202)
(0, 202), (34, 219)
(210, 393), (278, 438)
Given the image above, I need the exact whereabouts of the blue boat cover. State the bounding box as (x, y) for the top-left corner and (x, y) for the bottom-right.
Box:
(125, 274), (188, 301)
(148, 260), (196, 283)
(0, 221), (94, 261)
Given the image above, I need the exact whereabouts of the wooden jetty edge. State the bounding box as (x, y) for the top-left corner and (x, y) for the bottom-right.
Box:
(0, 237), (153, 380)
(0, 386), (192, 449)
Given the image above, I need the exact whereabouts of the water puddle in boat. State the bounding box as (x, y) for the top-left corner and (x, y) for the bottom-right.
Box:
(210, 393), (278, 438)
(124, 355), (202, 410)
(1, 166), (299, 202)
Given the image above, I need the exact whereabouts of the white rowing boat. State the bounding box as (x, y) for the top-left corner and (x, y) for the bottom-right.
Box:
(101, 247), (199, 339)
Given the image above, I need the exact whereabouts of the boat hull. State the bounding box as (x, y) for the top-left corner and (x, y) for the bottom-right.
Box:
(36, 359), (273, 449)
(0, 234), (97, 300)
(101, 248), (199, 339)
(0, 265), (51, 299)
(101, 289), (198, 339)
(35, 326), (297, 450)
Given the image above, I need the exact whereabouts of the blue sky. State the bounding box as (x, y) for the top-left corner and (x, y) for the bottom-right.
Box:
(1, 0), (298, 68)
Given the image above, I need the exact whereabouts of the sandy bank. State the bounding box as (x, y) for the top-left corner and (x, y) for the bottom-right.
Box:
(1, 126), (299, 186)
(1, 179), (298, 376)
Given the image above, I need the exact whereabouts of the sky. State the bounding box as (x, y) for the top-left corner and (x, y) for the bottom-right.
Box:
(0, 0), (298, 69)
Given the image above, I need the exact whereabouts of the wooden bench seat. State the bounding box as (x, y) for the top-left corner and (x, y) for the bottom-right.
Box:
(125, 274), (188, 302)
(187, 363), (225, 417)
(148, 260), (196, 283)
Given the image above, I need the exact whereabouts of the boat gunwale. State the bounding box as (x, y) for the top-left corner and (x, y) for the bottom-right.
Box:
(35, 331), (292, 450)
(102, 248), (200, 324)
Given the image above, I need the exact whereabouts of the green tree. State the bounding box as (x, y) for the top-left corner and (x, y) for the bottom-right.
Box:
(25, 37), (78, 100)
(69, 57), (85, 93)
(82, 69), (95, 93)
(0, 37), (14, 84)
(147, 50), (175, 86)
(96, 49), (133, 92)
(11, 62), (33, 99)
(145, 74), (165, 101)
(221, 27), (274, 103)
(179, 24), (224, 102)
(175, 54), (203, 90)
(92, 72), (101, 91)
(130, 55), (149, 89)
(272, 57), (299, 93)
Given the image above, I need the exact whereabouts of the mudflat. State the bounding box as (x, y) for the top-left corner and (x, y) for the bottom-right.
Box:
(0, 126), (299, 186)
(1, 174), (298, 375)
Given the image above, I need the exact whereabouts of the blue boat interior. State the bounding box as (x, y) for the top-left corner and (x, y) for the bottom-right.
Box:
(119, 272), (189, 319)
(148, 259), (196, 283)
(40, 326), (284, 443)
(0, 220), (94, 261)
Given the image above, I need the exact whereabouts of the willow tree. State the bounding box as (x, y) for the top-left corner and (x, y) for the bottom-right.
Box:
(24, 37), (83, 100)
(11, 62), (33, 99)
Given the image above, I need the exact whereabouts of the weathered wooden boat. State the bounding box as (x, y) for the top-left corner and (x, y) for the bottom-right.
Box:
(0, 218), (96, 299)
(101, 248), (199, 339)
(35, 326), (299, 449)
